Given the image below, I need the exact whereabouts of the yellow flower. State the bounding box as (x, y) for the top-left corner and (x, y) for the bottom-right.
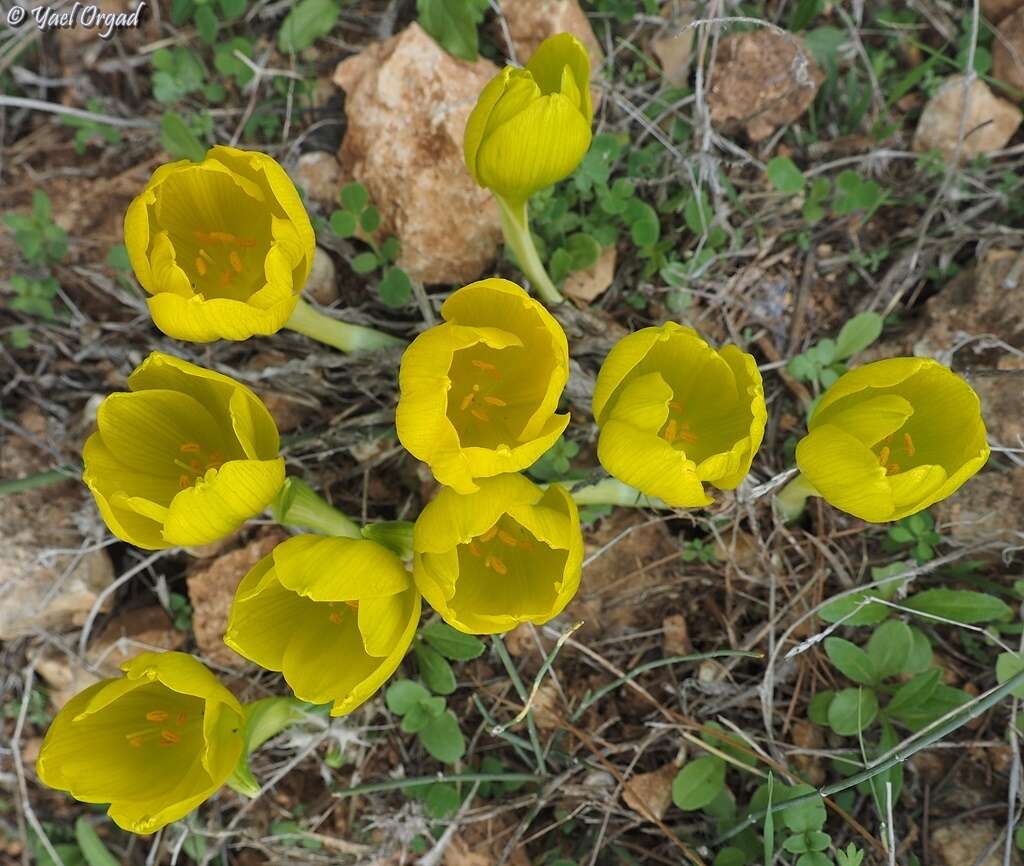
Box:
(37, 651), (244, 835)
(225, 535), (420, 715)
(592, 323), (767, 508)
(413, 474), (583, 634)
(124, 145), (315, 342)
(795, 357), (989, 522)
(83, 352), (285, 549)
(396, 278), (570, 493)
(465, 33), (593, 206)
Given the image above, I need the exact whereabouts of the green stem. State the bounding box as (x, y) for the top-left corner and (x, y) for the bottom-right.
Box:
(361, 520), (415, 560)
(272, 477), (361, 539)
(496, 195), (564, 306)
(557, 477), (668, 509)
(775, 472), (819, 523)
(284, 297), (405, 353)
(0, 465), (78, 497)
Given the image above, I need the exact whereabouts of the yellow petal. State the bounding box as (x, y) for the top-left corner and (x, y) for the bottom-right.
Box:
(464, 68), (514, 184)
(163, 458), (285, 546)
(592, 323), (685, 422)
(526, 32), (593, 121)
(811, 393), (914, 445)
(813, 357), (928, 418)
(272, 535), (410, 602)
(603, 371), (671, 431)
(796, 424), (895, 522)
(148, 291), (299, 342)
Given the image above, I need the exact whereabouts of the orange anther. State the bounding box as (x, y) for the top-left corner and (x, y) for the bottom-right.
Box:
(887, 462), (901, 476)
(664, 419), (678, 443)
(485, 555), (508, 575)
(176, 713), (188, 726)
(484, 396), (507, 406)
(472, 359), (496, 371)
(128, 736), (143, 748)
(160, 730), (180, 745)
(146, 710), (169, 722)
(235, 237), (257, 248)
(468, 541), (482, 556)
(679, 430), (698, 444)
(344, 599), (359, 610)
(878, 445), (891, 467)
(460, 392), (475, 411)
(669, 401), (684, 412)
(470, 408), (489, 422)
(179, 474), (191, 489)
(229, 251), (243, 273)
(208, 231), (238, 244)
(190, 459), (201, 473)
(479, 526), (498, 543)
(497, 529), (519, 547)
(180, 442), (201, 453)
(329, 611), (343, 624)
(903, 433), (915, 457)
(195, 257), (208, 277)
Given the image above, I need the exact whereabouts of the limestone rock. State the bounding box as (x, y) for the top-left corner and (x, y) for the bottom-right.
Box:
(934, 465), (1024, 548)
(333, 23), (502, 285)
(186, 530), (286, 666)
(650, 1), (697, 86)
(993, 7), (1024, 92)
(912, 75), (1022, 161)
(707, 30), (823, 141)
(499, 0), (604, 72)
(293, 151), (343, 210)
(623, 763), (676, 822)
(305, 246), (339, 305)
(930, 820), (1016, 866)
(564, 245), (616, 303)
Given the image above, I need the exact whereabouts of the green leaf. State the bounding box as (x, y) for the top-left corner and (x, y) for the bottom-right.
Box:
(886, 669), (940, 717)
(565, 232), (601, 270)
(780, 784), (827, 833)
(712, 847), (747, 866)
(160, 111), (206, 163)
(671, 755), (726, 811)
(766, 156), (804, 194)
(106, 244), (131, 272)
(378, 267), (413, 308)
(866, 620), (913, 679)
(788, 0), (821, 30)
(218, 0), (246, 17)
(827, 687), (878, 736)
(340, 182), (369, 213)
(626, 200), (660, 247)
(351, 251), (380, 274)
(418, 710), (466, 763)
(825, 637), (879, 686)
(421, 621), (486, 661)
(401, 696), (445, 733)
(422, 781), (461, 818)
(416, 0), (489, 61)
(242, 696), (306, 754)
(888, 684), (970, 731)
(996, 652), (1024, 698)
(386, 679), (430, 715)
(416, 643), (456, 695)
(904, 589), (1012, 624)
(905, 626), (934, 674)
(195, 4), (217, 43)
(834, 312), (883, 359)
(360, 205), (381, 234)
(329, 210), (358, 238)
(74, 819), (119, 866)
(808, 690), (834, 726)
(278, 0), (340, 53)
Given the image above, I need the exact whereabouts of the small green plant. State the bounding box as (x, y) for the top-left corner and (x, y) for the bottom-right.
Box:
(527, 436), (581, 482)
(5, 190), (68, 266)
(788, 311), (884, 393)
(681, 536), (717, 564)
(168, 592), (193, 631)
(3, 686), (51, 727)
(417, 0), (489, 61)
(885, 510), (941, 563)
(329, 182), (413, 307)
(61, 100), (122, 154)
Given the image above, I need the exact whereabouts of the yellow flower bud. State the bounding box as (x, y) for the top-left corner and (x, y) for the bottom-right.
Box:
(396, 278), (570, 493)
(124, 145), (315, 342)
(82, 352), (285, 549)
(465, 33), (593, 206)
(37, 652), (244, 835)
(593, 323), (767, 508)
(413, 474), (583, 635)
(225, 535), (420, 716)
(796, 357), (989, 522)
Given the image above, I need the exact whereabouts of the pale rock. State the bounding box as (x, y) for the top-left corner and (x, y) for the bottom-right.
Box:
(650, 1), (697, 86)
(305, 246), (339, 305)
(186, 530), (286, 666)
(662, 613), (692, 655)
(707, 30), (823, 141)
(529, 682), (564, 730)
(993, 7), (1024, 92)
(499, 0), (604, 73)
(912, 75), (1022, 161)
(934, 465), (1024, 548)
(930, 820), (1015, 866)
(564, 245), (616, 303)
(333, 23), (502, 285)
(984, 0), (1024, 23)
(623, 763), (676, 822)
(294, 151), (343, 210)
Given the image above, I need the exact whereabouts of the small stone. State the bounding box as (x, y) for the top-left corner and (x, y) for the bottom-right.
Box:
(333, 23), (502, 285)
(934, 465), (1024, 548)
(984, 0), (1024, 23)
(187, 530), (287, 666)
(650, 1), (696, 86)
(930, 820), (1009, 866)
(293, 151), (343, 210)
(993, 7), (1024, 92)
(912, 75), (1022, 161)
(499, 0), (604, 80)
(564, 245), (617, 303)
(707, 30), (823, 141)
(529, 682), (563, 730)
(623, 763), (676, 822)
(662, 613), (692, 655)
(304, 246), (339, 306)
(261, 391), (309, 434)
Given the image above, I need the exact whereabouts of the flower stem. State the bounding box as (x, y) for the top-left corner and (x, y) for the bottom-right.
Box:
(284, 297), (405, 353)
(361, 520), (415, 560)
(272, 477), (361, 539)
(775, 472), (819, 522)
(557, 477), (668, 509)
(496, 195), (564, 306)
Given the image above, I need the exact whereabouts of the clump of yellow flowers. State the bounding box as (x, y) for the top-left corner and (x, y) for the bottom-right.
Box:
(36, 28), (996, 840)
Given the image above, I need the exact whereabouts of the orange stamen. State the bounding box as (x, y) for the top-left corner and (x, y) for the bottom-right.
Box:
(180, 442), (201, 453)
(176, 713), (187, 726)
(190, 459), (201, 473)
(485, 555), (508, 575)
(497, 529), (519, 547)
(878, 445), (891, 467)
(218, 270), (233, 288)
(179, 474), (191, 489)
(160, 730), (180, 746)
(472, 359), (496, 371)
(483, 396), (507, 406)
(470, 408), (489, 422)
(329, 611), (343, 625)
(887, 462), (901, 476)
(460, 392), (475, 411)
(229, 251), (243, 273)
(195, 257), (208, 277)
(468, 541), (482, 556)
(678, 429), (698, 444)
(479, 526), (498, 543)
(903, 433), (915, 457)
(669, 401), (684, 412)
(664, 419), (678, 443)
(146, 710), (169, 722)
(128, 736), (143, 748)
